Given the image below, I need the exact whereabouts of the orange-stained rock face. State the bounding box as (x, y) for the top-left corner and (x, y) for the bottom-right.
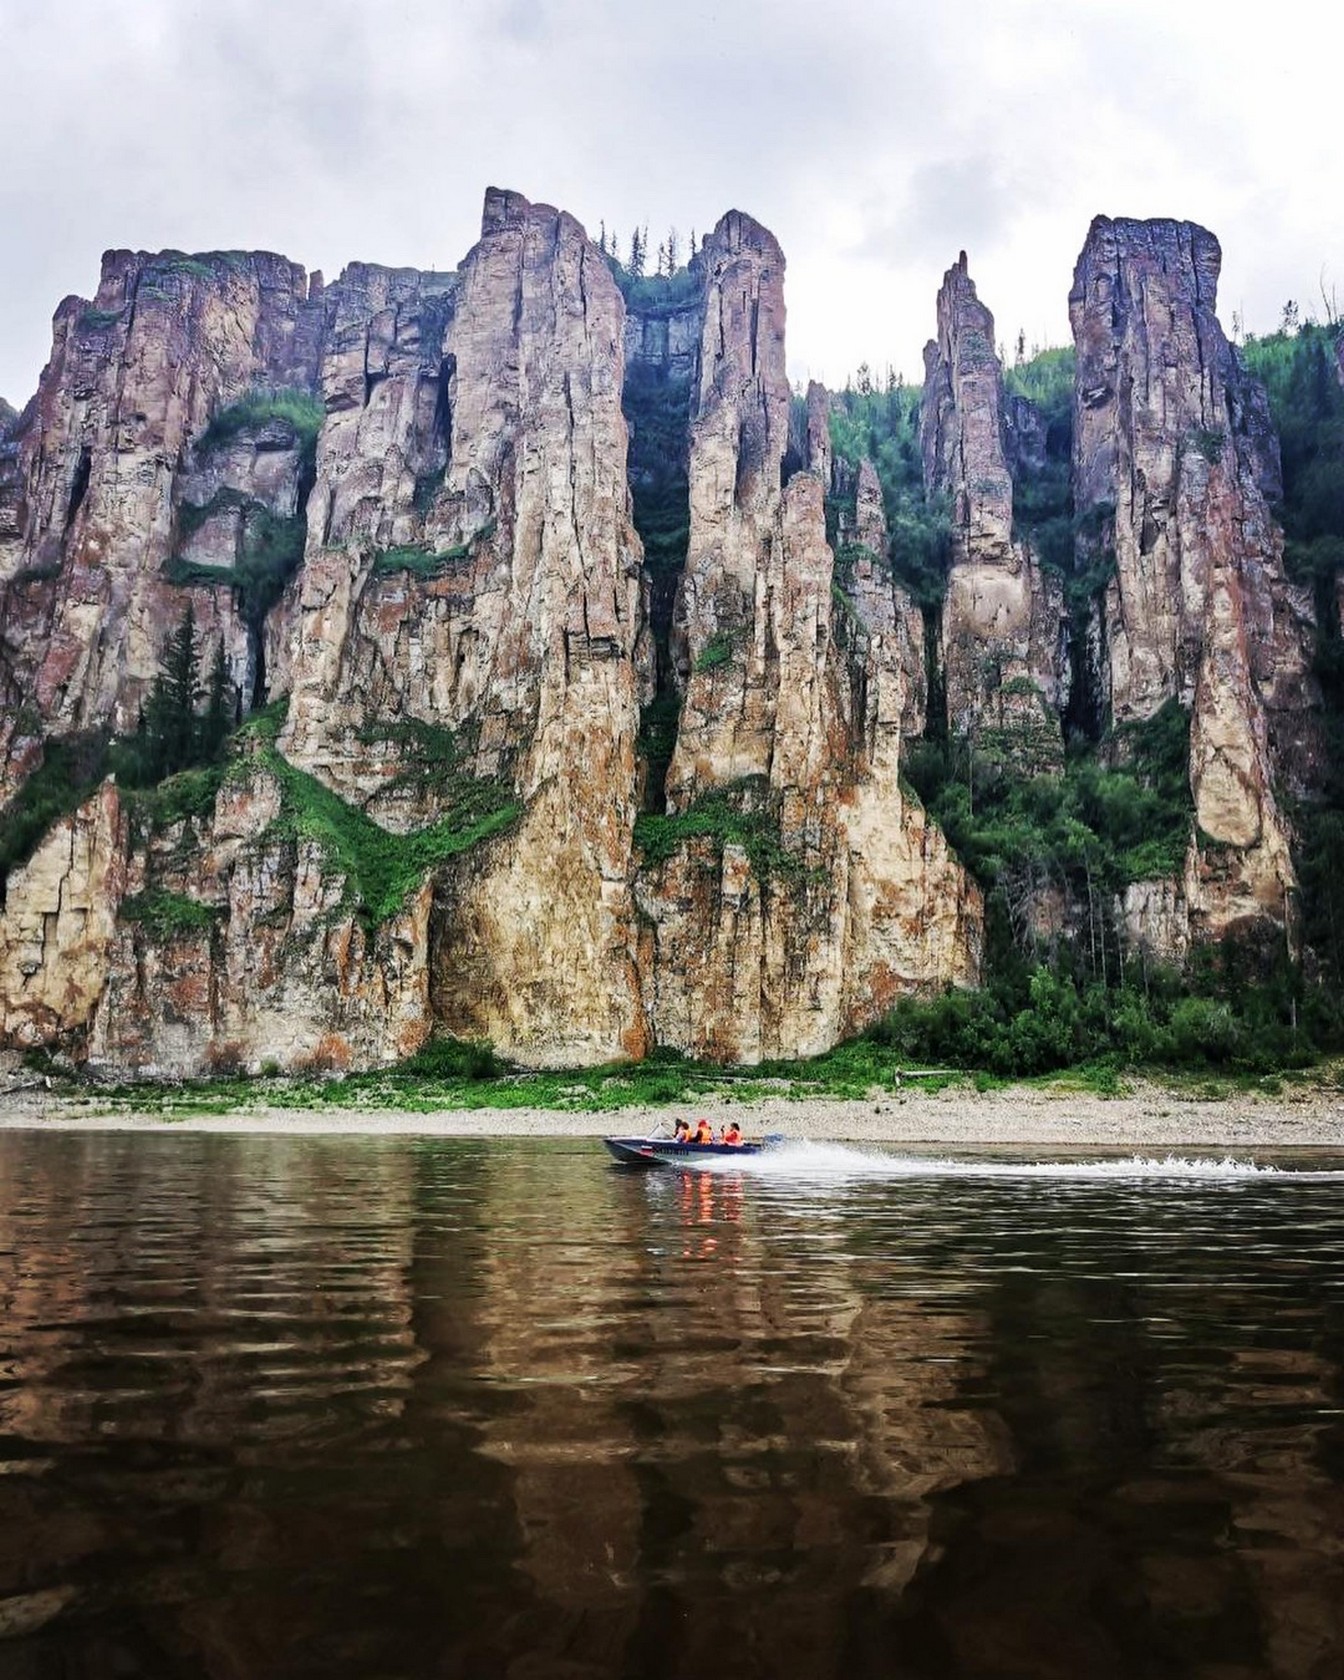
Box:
(0, 782), (127, 1047)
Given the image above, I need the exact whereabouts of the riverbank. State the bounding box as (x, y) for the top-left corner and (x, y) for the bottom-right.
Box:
(3, 1071), (1342, 1148)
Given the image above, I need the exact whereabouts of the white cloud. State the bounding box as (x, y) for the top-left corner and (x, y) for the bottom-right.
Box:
(1, 0), (1340, 404)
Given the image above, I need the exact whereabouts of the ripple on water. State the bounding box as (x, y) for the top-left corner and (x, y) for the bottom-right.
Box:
(0, 1130), (1340, 1678)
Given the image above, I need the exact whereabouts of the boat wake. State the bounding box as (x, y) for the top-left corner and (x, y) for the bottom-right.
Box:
(692, 1141), (1344, 1181)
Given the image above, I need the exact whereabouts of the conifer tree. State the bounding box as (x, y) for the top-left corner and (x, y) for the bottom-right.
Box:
(202, 640), (234, 759)
(140, 605), (201, 781)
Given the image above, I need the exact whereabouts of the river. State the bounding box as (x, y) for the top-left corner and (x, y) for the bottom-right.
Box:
(0, 1132), (1341, 1678)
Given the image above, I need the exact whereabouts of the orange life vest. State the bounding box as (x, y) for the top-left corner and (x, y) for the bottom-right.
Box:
(693, 1118), (713, 1144)
(723, 1123), (743, 1146)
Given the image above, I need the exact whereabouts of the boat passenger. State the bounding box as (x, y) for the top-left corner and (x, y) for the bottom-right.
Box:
(674, 1118), (691, 1142)
(722, 1120), (743, 1146)
(692, 1117), (714, 1145)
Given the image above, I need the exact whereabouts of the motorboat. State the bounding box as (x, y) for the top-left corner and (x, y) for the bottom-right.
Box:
(603, 1123), (783, 1167)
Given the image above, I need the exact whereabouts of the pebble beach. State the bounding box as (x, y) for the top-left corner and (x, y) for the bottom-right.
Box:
(3, 1077), (1342, 1150)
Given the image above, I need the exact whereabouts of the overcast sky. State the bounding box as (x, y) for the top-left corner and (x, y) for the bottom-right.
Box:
(2, 0), (1341, 407)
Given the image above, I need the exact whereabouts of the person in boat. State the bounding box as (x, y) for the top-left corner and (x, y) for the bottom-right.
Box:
(722, 1119), (743, 1146)
(674, 1118), (691, 1142)
(692, 1117), (714, 1145)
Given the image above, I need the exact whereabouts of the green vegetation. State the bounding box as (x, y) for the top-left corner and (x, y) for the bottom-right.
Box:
(609, 263), (701, 315)
(0, 734), (110, 891)
(1187, 425), (1227, 464)
(602, 220), (703, 315)
(9, 562), (62, 586)
(176, 485), (252, 540)
(197, 388), (324, 457)
(168, 391), (323, 647)
(635, 775), (805, 882)
(828, 374), (952, 608)
(1242, 320), (1344, 982)
(246, 704), (519, 924)
(147, 254), (219, 282)
(1004, 347), (1076, 576)
(412, 467), (446, 516)
(907, 700), (1194, 983)
(120, 890), (217, 941)
(620, 297), (698, 811)
(693, 631), (737, 672)
(623, 360), (692, 584)
(166, 503), (306, 628)
(636, 690), (681, 807)
(0, 610), (235, 892)
(867, 951), (1336, 1079)
(354, 715), (513, 816)
(86, 1014), (1344, 1115)
(371, 541), (471, 578)
(369, 522), (494, 579)
(124, 606), (235, 786)
(77, 308), (122, 332)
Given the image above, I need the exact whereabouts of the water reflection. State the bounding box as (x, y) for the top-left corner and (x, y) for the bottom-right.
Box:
(0, 1134), (1340, 1677)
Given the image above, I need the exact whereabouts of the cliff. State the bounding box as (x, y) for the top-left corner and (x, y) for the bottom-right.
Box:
(1070, 216), (1318, 948)
(0, 196), (1329, 1076)
(920, 254), (1065, 767)
(639, 213), (979, 1061)
(0, 190), (980, 1075)
(0, 250), (322, 807)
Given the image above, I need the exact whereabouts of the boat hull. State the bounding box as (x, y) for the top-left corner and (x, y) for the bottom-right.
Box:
(603, 1137), (770, 1167)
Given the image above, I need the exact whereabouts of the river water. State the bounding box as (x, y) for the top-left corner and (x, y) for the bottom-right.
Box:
(0, 1132), (1341, 1679)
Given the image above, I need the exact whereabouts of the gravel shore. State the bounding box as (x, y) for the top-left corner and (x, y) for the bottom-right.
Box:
(2, 1078), (1341, 1150)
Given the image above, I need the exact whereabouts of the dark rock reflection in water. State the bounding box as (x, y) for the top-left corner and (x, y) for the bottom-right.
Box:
(0, 1136), (1340, 1678)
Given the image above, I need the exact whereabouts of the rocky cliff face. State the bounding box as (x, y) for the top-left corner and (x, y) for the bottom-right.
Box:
(9, 197), (1315, 1075)
(0, 191), (980, 1075)
(834, 456), (926, 742)
(1070, 216), (1317, 943)
(920, 254), (1065, 765)
(0, 782), (126, 1049)
(638, 213), (980, 1061)
(0, 250), (323, 806)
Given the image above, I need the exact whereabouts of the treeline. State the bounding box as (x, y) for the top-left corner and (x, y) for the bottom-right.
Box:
(598, 222), (697, 279)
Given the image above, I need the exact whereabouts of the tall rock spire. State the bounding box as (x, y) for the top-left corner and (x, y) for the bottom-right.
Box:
(920, 254), (1065, 762)
(637, 212), (981, 1061)
(1070, 215), (1318, 943)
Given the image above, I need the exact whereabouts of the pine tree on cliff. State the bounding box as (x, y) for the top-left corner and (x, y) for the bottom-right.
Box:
(139, 605), (202, 781)
(201, 640), (235, 758)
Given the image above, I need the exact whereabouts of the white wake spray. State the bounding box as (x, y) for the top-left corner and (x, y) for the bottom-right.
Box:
(690, 1141), (1344, 1182)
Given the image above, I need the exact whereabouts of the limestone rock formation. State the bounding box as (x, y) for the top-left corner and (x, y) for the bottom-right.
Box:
(639, 214), (981, 1060)
(280, 193), (652, 1065)
(87, 755), (433, 1077)
(0, 250), (323, 806)
(920, 255), (1065, 764)
(803, 380), (833, 488)
(1, 191), (987, 1076)
(1070, 216), (1317, 940)
(0, 782), (126, 1048)
(831, 455), (926, 740)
